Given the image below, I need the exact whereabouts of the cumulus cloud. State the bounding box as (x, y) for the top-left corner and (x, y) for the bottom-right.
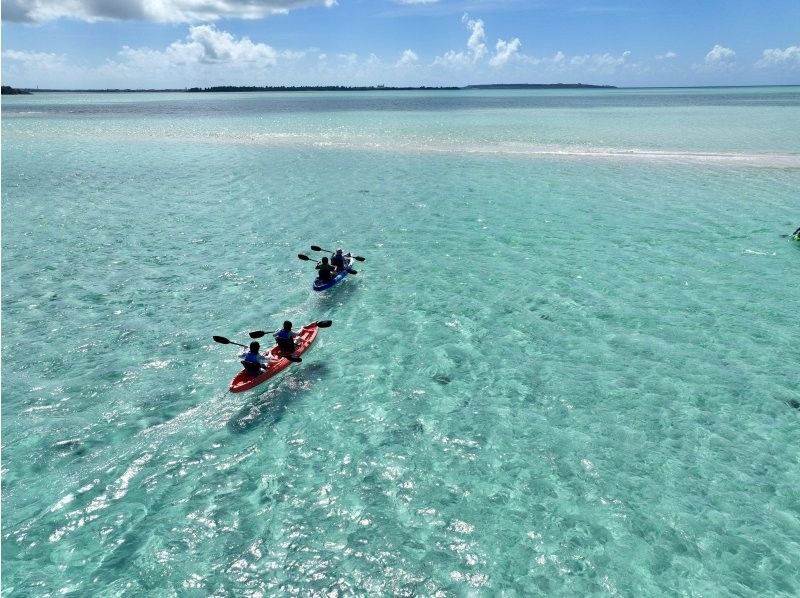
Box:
(569, 50), (630, 72)
(396, 49), (418, 67)
(489, 37), (521, 67)
(432, 13), (490, 68)
(1, 0), (337, 23)
(431, 50), (469, 69)
(2, 49), (68, 67)
(705, 44), (735, 64)
(756, 45), (800, 69)
(100, 24), (279, 85)
(463, 14), (487, 62)
(691, 44), (736, 73)
(655, 51), (677, 60)
(511, 48), (644, 80)
(125, 25), (278, 65)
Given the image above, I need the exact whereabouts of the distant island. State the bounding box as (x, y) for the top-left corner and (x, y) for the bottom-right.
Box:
(187, 83), (615, 92)
(464, 83), (615, 90)
(3, 83), (617, 94)
(2, 85), (32, 95)
(186, 85), (460, 92)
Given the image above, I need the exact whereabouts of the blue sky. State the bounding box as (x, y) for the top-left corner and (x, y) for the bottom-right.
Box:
(2, 0), (799, 89)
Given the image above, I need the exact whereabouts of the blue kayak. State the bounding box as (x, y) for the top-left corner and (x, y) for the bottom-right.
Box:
(313, 256), (354, 291)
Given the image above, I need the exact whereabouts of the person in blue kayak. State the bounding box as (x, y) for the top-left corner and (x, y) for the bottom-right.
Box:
(331, 248), (347, 272)
(316, 256), (336, 282)
(239, 341), (270, 375)
(274, 320), (300, 355)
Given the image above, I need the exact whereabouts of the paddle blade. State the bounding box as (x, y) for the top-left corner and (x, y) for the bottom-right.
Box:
(298, 254), (311, 261)
(353, 256), (366, 262)
(316, 320), (333, 328)
(347, 269), (357, 275)
(310, 245), (324, 252)
(248, 330), (268, 338)
(288, 356), (302, 363)
(213, 336), (247, 348)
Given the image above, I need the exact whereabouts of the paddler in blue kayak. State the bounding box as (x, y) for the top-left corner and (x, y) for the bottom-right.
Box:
(315, 256), (336, 282)
(274, 320), (300, 356)
(239, 341), (270, 375)
(331, 248), (347, 272)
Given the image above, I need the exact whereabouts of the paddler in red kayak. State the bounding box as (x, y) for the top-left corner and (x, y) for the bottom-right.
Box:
(239, 341), (271, 375)
(274, 321), (301, 357)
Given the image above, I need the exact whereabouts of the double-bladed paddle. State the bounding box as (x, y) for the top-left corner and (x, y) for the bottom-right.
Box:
(310, 245), (366, 262)
(298, 254), (357, 274)
(213, 335), (302, 362)
(248, 320), (332, 338)
(213, 335), (247, 348)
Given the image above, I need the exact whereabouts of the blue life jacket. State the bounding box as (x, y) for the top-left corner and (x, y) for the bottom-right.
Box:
(240, 351), (266, 374)
(274, 329), (296, 353)
(331, 254), (346, 269)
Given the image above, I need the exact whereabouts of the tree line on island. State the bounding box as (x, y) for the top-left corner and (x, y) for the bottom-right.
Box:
(3, 83), (616, 94)
(187, 83), (615, 92)
(2, 85), (32, 95)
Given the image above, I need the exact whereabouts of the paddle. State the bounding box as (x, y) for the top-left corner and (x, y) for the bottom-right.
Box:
(213, 335), (247, 348)
(249, 320), (332, 338)
(298, 254), (357, 274)
(213, 335), (302, 362)
(310, 245), (366, 262)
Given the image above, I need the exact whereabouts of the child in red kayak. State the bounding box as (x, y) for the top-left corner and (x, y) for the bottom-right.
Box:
(274, 321), (300, 356)
(239, 341), (270, 375)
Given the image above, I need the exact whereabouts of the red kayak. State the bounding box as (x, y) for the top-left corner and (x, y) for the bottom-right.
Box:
(228, 322), (321, 393)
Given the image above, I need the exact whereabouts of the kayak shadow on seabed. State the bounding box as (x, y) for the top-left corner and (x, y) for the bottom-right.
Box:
(227, 362), (330, 433)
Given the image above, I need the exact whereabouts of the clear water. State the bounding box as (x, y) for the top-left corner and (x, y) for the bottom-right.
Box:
(2, 88), (800, 595)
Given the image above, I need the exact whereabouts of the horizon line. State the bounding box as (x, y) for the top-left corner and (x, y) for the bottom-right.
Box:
(4, 83), (800, 93)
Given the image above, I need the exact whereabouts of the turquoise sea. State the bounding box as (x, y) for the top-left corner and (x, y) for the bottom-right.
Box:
(2, 87), (800, 595)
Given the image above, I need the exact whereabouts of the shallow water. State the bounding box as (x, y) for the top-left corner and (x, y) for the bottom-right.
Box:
(2, 88), (800, 595)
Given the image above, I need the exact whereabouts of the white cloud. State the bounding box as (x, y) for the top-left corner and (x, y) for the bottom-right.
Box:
(705, 44), (735, 64)
(655, 51), (677, 60)
(489, 37), (521, 67)
(569, 50), (630, 72)
(186, 25), (276, 63)
(338, 53), (358, 66)
(691, 44), (736, 73)
(756, 45), (800, 69)
(281, 50), (307, 60)
(2, 49), (67, 67)
(1, 0), (337, 24)
(396, 49), (419, 67)
(431, 50), (470, 69)
(100, 25), (279, 86)
(432, 13), (490, 69)
(462, 14), (487, 62)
